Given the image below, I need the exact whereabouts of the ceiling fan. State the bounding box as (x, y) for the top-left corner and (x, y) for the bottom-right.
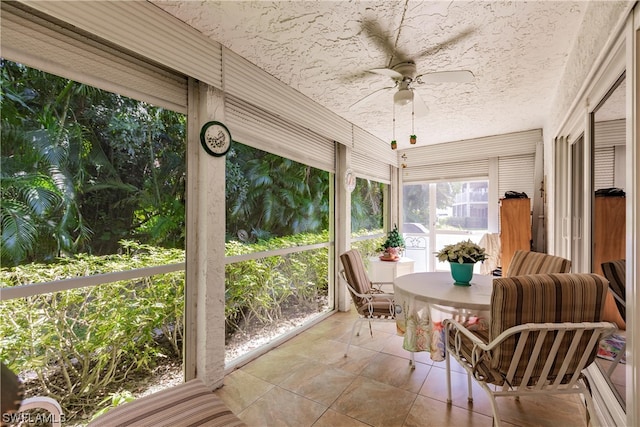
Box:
(349, 61), (474, 110)
(350, 17), (475, 111)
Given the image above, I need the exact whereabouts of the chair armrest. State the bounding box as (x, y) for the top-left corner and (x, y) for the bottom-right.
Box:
(444, 319), (489, 347)
(371, 281), (395, 292)
(444, 318), (491, 376)
(19, 397), (63, 427)
(610, 291), (625, 308)
(342, 278), (393, 302)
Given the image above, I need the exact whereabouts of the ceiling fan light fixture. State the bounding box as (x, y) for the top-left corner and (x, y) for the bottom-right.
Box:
(394, 89), (414, 106)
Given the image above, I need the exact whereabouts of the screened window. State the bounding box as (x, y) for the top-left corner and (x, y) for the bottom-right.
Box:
(224, 141), (331, 363)
(350, 177), (386, 259)
(1, 60), (186, 424)
(1, 60), (186, 268)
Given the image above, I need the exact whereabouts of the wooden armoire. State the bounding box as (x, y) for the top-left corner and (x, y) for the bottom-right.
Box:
(593, 195), (625, 276)
(499, 198), (531, 275)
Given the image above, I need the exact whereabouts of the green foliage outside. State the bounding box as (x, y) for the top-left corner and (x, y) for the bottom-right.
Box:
(0, 242), (185, 422)
(226, 144), (330, 240)
(1, 234), (333, 423)
(403, 182), (462, 227)
(0, 58), (388, 424)
(1, 60), (187, 266)
(351, 178), (385, 233)
(225, 232), (331, 335)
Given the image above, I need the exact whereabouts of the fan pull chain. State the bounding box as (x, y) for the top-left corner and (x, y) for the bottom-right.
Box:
(391, 103), (397, 150)
(392, 102), (396, 140)
(412, 100), (415, 134)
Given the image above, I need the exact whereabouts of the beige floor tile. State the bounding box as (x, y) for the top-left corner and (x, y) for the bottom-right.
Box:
(359, 352), (430, 394)
(228, 311), (603, 427)
(380, 334), (433, 366)
(279, 361), (357, 406)
(493, 394), (587, 427)
(238, 386), (327, 427)
(370, 319), (399, 335)
(303, 316), (357, 341)
(419, 363), (496, 419)
(419, 363), (589, 427)
(311, 409), (371, 427)
(404, 394), (494, 427)
(214, 369), (274, 414)
(323, 344), (379, 374)
(242, 347), (316, 384)
(338, 324), (396, 353)
(330, 376), (416, 427)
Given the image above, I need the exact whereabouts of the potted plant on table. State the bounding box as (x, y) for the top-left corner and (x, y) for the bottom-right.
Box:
(379, 224), (405, 261)
(436, 239), (487, 286)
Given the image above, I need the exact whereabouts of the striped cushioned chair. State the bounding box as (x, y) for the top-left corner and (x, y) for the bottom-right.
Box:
(340, 249), (395, 357)
(600, 259), (626, 375)
(88, 378), (246, 427)
(601, 259), (626, 318)
(505, 250), (571, 277)
(444, 273), (616, 427)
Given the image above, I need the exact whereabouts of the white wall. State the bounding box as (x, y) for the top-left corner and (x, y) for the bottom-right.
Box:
(543, 1), (631, 254)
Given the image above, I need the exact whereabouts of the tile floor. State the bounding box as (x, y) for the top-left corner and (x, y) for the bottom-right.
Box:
(214, 309), (594, 427)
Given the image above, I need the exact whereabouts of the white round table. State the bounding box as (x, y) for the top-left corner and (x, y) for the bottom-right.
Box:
(394, 271), (493, 311)
(393, 272), (495, 361)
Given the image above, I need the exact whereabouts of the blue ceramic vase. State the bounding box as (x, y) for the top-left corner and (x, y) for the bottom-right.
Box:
(449, 262), (474, 286)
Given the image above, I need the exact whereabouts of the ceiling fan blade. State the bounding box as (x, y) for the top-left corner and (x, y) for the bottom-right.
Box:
(368, 68), (403, 79)
(361, 18), (399, 59)
(416, 70), (475, 84)
(349, 86), (395, 110)
(412, 90), (429, 117)
(414, 28), (475, 60)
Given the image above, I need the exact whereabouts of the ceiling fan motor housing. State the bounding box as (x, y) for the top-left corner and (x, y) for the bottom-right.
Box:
(392, 61), (417, 80)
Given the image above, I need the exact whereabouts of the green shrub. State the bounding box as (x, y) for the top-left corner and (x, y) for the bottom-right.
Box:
(224, 231), (330, 335)
(0, 234), (332, 421)
(0, 242), (185, 420)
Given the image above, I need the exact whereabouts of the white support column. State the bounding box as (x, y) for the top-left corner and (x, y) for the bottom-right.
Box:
(626, 10), (639, 426)
(336, 143), (352, 312)
(184, 79), (226, 388)
(488, 157), (499, 233)
(389, 165), (400, 229)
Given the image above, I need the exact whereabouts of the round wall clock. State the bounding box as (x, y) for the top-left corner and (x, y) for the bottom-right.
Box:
(344, 168), (356, 193)
(200, 121), (232, 157)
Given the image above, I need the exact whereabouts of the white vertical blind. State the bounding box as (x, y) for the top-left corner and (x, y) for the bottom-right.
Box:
(403, 160), (488, 182)
(16, 0), (222, 90)
(594, 119), (625, 147)
(223, 49), (353, 148)
(1, 2), (187, 112)
(594, 146), (615, 189)
(398, 129), (541, 169)
(225, 96), (335, 173)
(351, 152), (391, 183)
(498, 154), (536, 199)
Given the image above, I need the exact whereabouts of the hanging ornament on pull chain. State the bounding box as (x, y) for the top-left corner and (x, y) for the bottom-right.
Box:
(390, 102), (397, 150)
(409, 99), (417, 145)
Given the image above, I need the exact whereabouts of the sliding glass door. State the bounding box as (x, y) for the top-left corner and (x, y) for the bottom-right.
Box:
(403, 180), (489, 272)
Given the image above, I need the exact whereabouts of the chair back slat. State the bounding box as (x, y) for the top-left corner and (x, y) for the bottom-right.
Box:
(340, 249), (373, 307)
(536, 328), (566, 390)
(506, 250), (571, 277)
(551, 328), (585, 388)
(601, 259), (626, 317)
(519, 329), (551, 388)
(489, 273), (609, 386)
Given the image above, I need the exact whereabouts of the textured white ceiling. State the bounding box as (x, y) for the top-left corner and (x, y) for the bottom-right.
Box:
(152, 1), (589, 149)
